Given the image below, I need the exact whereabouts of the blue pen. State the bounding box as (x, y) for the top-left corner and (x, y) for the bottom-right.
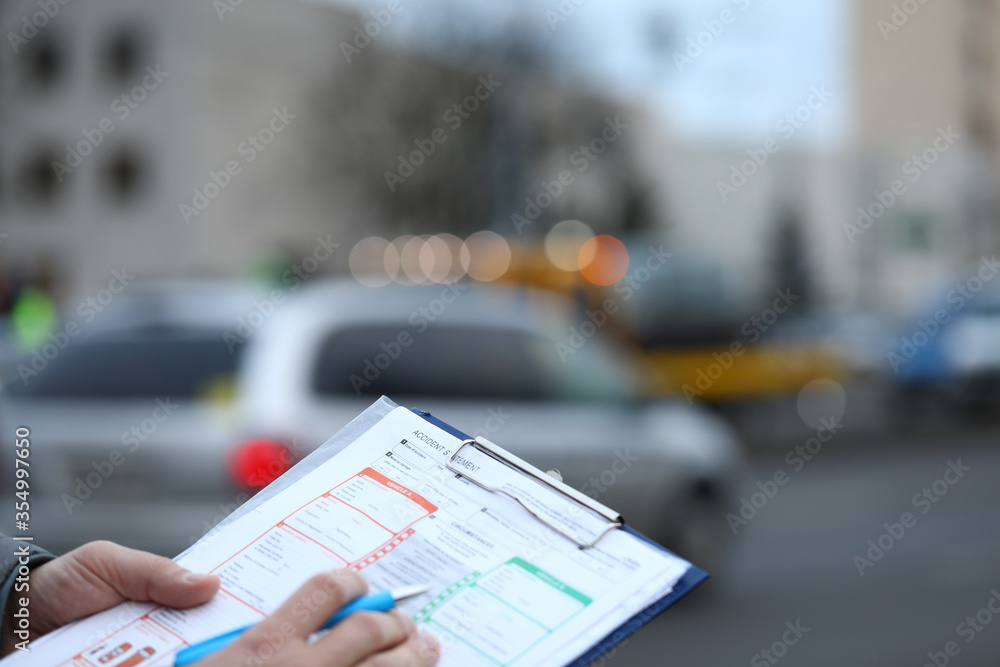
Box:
(173, 584), (431, 666)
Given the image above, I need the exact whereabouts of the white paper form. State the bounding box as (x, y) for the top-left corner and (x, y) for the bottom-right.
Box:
(4, 404), (691, 667)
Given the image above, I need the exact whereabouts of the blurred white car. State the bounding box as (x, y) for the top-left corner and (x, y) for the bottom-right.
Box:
(236, 280), (748, 568)
(1, 279), (748, 570)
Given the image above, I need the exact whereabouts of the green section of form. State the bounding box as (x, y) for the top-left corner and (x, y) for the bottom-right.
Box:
(414, 570), (481, 623)
(417, 558), (593, 666)
(507, 557), (592, 606)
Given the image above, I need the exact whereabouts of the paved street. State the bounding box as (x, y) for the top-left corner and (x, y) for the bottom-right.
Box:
(614, 428), (1000, 666)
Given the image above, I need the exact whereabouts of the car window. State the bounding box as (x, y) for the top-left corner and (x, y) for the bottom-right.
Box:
(527, 336), (637, 402)
(4, 330), (242, 399)
(312, 323), (636, 402)
(312, 324), (551, 400)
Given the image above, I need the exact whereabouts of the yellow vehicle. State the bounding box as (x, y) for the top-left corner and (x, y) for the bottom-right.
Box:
(645, 345), (846, 402)
(498, 239), (849, 403)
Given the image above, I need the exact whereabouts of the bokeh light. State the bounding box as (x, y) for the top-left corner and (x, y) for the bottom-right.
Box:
(390, 235), (415, 285)
(544, 220), (596, 272)
(387, 235), (414, 284)
(439, 233), (469, 283)
(349, 237), (394, 287)
(11, 287), (57, 348)
(579, 235), (629, 286)
(419, 234), (454, 283)
(796, 378), (847, 429)
(460, 231), (511, 282)
(382, 240), (401, 281)
(400, 236), (430, 284)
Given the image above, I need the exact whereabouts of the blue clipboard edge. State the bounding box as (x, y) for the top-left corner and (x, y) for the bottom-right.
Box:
(410, 408), (709, 667)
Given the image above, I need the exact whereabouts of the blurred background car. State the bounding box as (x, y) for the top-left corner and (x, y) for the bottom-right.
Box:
(236, 279), (749, 571)
(0, 281), (264, 555)
(886, 277), (1000, 412)
(502, 238), (853, 404)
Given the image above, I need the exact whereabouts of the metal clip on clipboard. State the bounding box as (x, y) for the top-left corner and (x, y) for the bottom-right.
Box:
(446, 437), (624, 549)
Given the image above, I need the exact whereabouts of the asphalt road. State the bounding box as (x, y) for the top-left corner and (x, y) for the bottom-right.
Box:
(612, 429), (1000, 667)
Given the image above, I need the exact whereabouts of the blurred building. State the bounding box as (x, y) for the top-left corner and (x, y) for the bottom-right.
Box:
(854, 0), (1000, 312)
(0, 0), (654, 302)
(640, 0), (1000, 316)
(654, 143), (854, 312)
(0, 0), (361, 301)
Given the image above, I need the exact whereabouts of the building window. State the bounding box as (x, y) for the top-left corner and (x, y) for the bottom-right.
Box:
(102, 26), (146, 84)
(101, 145), (146, 204)
(20, 34), (64, 91)
(893, 210), (935, 252)
(20, 149), (65, 204)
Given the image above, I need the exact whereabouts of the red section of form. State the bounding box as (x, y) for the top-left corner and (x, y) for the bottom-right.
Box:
(357, 467), (439, 514)
(351, 528), (417, 571)
(202, 462), (440, 617)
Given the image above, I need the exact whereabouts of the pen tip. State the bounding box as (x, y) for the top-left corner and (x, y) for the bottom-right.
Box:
(392, 584), (432, 601)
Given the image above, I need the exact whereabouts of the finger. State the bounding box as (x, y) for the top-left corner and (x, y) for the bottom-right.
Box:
(254, 570), (368, 640)
(313, 609), (414, 664)
(73, 541), (220, 609)
(355, 632), (441, 667)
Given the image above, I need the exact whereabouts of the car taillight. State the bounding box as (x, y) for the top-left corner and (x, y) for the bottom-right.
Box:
(229, 439), (293, 488)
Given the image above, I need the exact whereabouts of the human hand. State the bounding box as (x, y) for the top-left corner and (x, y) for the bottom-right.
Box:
(193, 570), (440, 667)
(1, 540), (220, 655)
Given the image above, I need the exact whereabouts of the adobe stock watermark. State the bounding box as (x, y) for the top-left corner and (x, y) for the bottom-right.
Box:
(919, 588), (1000, 667)
(212, 0), (242, 20)
(672, 0), (754, 73)
(383, 75), (501, 192)
(468, 406), (512, 441)
(339, 0), (409, 62)
(750, 620), (810, 666)
(853, 459), (970, 576)
(83, 599), (149, 649)
(61, 398), (179, 514)
(222, 235), (340, 352)
(716, 85), (833, 202)
(579, 449), (639, 500)
(843, 126), (960, 243)
(180, 106), (296, 223)
(6, 0), (72, 54)
(16, 268), (135, 386)
(726, 416), (843, 534)
(51, 65), (169, 181)
(511, 116), (630, 233)
(554, 244), (672, 362)
(877, 0), (932, 41)
(887, 256), (1000, 373)
(349, 282), (468, 394)
(682, 287), (799, 403)
(545, 0), (589, 30)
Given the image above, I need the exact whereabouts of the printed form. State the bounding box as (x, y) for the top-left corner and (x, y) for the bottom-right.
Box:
(7, 407), (690, 667)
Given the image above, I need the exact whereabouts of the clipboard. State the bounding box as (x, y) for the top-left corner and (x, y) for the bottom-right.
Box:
(13, 397), (706, 667)
(410, 408), (709, 667)
(446, 436), (624, 549)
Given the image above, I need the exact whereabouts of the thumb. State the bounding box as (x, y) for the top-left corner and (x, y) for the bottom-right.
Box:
(77, 541), (220, 609)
